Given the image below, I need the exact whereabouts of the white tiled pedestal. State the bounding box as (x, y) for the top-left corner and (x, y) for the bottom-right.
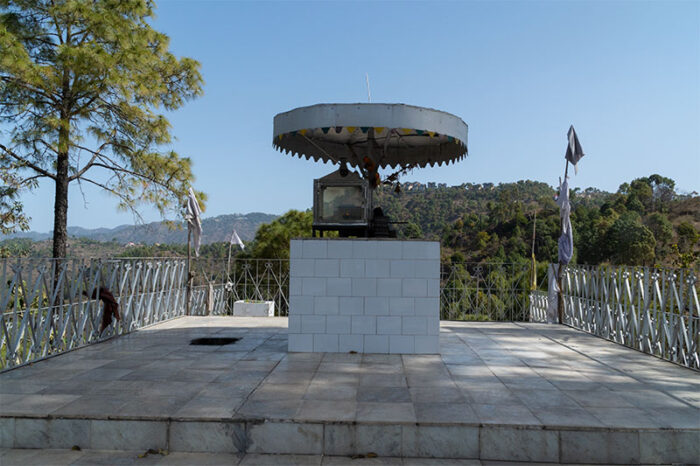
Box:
(288, 239), (440, 354)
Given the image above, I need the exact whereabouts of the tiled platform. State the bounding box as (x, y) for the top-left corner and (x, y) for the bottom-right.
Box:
(1, 317), (698, 464)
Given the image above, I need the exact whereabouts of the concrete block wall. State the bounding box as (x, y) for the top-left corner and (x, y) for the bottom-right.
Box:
(288, 239), (440, 354)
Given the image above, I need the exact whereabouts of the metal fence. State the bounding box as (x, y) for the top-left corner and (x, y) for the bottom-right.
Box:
(530, 264), (699, 370)
(1, 257), (532, 370)
(440, 262), (531, 321)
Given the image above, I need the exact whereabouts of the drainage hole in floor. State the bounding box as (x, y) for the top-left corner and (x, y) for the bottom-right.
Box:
(190, 337), (240, 346)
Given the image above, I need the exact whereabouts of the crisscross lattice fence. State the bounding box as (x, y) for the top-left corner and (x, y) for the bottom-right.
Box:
(529, 264), (699, 370)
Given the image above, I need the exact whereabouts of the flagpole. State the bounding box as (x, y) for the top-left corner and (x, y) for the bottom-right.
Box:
(556, 159), (569, 324)
(186, 228), (192, 316)
(226, 237), (233, 283)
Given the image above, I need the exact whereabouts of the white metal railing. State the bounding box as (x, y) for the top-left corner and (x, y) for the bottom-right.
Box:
(529, 264), (699, 370)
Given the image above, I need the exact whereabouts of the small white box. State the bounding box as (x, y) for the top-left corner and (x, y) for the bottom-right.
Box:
(233, 300), (274, 317)
(375, 241), (403, 259)
(327, 241), (354, 259)
(352, 241), (377, 259)
(389, 297), (414, 316)
(390, 260), (415, 278)
(414, 335), (439, 354)
(290, 295), (314, 314)
(365, 260), (390, 278)
(403, 317), (427, 335)
(352, 278), (377, 297)
(290, 259), (315, 277)
(288, 315), (302, 333)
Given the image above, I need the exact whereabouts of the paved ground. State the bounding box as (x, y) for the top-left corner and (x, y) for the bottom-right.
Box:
(1, 316), (698, 429)
(0, 448), (600, 465)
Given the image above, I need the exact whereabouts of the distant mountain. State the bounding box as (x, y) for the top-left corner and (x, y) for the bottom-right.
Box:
(2, 212), (278, 245)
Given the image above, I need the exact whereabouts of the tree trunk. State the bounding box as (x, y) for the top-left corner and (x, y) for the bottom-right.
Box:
(52, 150), (69, 259)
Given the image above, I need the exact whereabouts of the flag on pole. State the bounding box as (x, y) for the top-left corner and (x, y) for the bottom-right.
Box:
(556, 178), (573, 265)
(185, 187), (202, 257)
(230, 229), (245, 250)
(565, 125), (585, 174)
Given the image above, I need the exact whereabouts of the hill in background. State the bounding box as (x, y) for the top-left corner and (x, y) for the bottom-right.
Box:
(2, 212), (277, 245)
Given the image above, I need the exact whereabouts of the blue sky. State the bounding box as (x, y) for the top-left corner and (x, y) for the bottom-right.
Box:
(18, 0), (700, 232)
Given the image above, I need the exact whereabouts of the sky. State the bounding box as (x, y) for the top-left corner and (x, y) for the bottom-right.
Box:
(15, 0), (700, 232)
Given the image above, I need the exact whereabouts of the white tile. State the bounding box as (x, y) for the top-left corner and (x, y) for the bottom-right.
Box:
(390, 335), (414, 354)
(364, 335), (390, 353)
(302, 278), (326, 296)
(290, 240), (303, 259)
(340, 259), (365, 277)
(290, 259), (315, 277)
(327, 241), (354, 258)
(377, 278), (402, 297)
(427, 279), (440, 298)
(339, 297), (365, 315)
(352, 316), (376, 334)
(375, 241), (403, 259)
(289, 334), (313, 352)
(402, 241), (439, 259)
(352, 278), (377, 297)
(364, 297), (389, 315)
(352, 241), (378, 258)
(390, 260), (416, 278)
(402, 317), (427, 335)
(414, 335), (439, 354)
(314, 334), (339, 352)
(365, 260), (390, 277)
(169, 421), (245, 453)
(326, 315), (351, 334)
(314, 259), (339, 277)
(248, 422), (323, 454)
(289, 277), (303, 296)
(481, 426), (559, 462)
(314, 297), (339, 315)
(339, 334), (364, 353)
(302, 240), (327, 259)
(288, 315), (302, 333)
(402, 425), (478, 458)
(377, 316), (402, 335)
(403, 278), (427, 297)
(91, 420), (167, 450)
(301, 315), (325, 333)
(390, 297), (414, 315)
(290, 296), (314, 314)
(414, 260), (440, 278)
(326, 278), (351, 296)
(14, 418), (48, 448)
(560, 430), (638, 464)
(414, 297), (439, 316)
(426, 318), (440, 335)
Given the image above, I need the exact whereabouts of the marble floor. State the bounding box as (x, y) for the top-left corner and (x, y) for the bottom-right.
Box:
(1, 317), (699, 463)
(1, 316), (697, 429)
(0, 448), (596, 466)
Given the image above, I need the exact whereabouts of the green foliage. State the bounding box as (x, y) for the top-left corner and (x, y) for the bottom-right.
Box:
(605, 212), (656, 265)
(245, 210), (313, 260)
(0, 237), (32, 257)
(0, 0), (204, 257)
(677, 221), (699, 253)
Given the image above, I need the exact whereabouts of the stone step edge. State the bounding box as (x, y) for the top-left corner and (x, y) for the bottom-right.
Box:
(1, 416), (697, 464)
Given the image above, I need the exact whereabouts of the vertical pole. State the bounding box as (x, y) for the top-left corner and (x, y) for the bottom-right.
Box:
(531, 210), (537, 291)
(186, 228), (191, 316)
(557, 160), (570, 324)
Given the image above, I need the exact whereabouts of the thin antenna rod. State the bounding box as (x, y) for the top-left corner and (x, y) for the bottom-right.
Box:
(365, 73), (371, 103)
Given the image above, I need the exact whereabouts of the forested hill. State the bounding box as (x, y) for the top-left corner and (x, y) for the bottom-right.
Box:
(2, 212), (277, 245)
(373, 176), (698, 267)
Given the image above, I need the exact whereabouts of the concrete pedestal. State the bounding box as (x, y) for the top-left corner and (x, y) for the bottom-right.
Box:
(288, 239), (440, 354)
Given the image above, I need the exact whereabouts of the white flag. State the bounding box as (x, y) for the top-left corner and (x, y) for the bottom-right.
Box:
(230, 229), (245, 250)
(185, 187), (202, 257)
